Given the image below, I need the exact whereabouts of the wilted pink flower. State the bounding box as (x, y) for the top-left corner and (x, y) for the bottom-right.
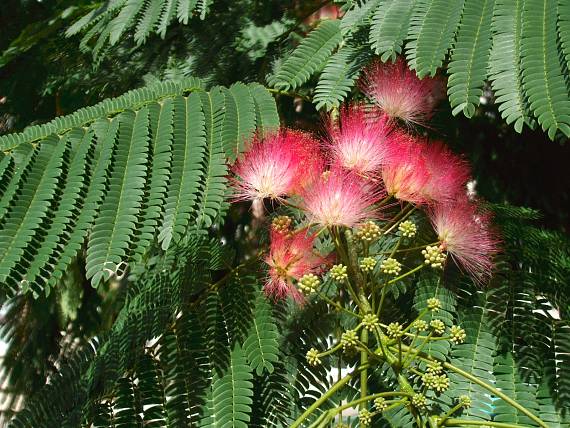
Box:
(301, 168), (384, 228)
(361, 57), (444, 125)
(419, 141), (471, 204)
(381, 137), (430, 204)
(430, 200), (500, 281)
(265, 229), (326, 302)
(326, 104), (393, 176)
(231, 130), (323, 201)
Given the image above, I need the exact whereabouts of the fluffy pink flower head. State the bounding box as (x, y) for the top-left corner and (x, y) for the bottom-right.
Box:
(231, 130), (323, 201)
(326, 104), (393, 176)
(264, 229), (326, 302)
(361, 57), (444, 125)
(430, 200), (500, 282)
(420, 141), (471, 204)
(381, 136), (430, 204)
(301, 168), (384, 228)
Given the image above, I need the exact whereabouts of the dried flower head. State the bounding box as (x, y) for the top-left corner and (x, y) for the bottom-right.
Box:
(361, 57), (444, 126)
(430, 200), (500, 282)
(326, 104), (393, 175)
(265, 230), (326, 302)
(301, 168), (384, 228)
(231, 130), (323, 201)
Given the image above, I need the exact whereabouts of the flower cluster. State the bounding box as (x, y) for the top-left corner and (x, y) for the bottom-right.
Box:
(230, 55), (499, 302)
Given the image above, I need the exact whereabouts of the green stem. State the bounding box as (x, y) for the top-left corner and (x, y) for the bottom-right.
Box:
(437, 403), (464, 426)
(332, 391), (411, 415)
(290, 366), (368, 428)
(394, 344), (548, 428)
(360, 328), (369, 409)
(387, 263), (426, 285)
(441, 362), (548, 428)
(316, 291), (361, 319)
(442, 419), (534, 428)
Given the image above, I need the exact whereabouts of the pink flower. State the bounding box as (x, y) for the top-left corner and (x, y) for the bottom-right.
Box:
(301, 168), (384, 228)
(430, 200), (500, 282)
(419, 141), (471, 204)
(265, 229), (326, 302)
(231, 130), (323, 201)
(381, 136), (430, 204)
(326, 104), (393, 176)
(361, 57), (444, 126)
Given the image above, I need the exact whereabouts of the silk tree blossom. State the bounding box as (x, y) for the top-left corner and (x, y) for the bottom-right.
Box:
(326, 105), (393, 176)
(430, 200), (500, 281)
(361, 57), (444, 126)
(264, 229), (326, 302)
(301, 168), (384, 228)
(381, 137), (430, 204)
(419, 141), (471, 204)
(231, 130), (323, 201)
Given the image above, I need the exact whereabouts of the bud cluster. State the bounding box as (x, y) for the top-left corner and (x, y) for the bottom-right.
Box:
(422, 245), (447, 268)
(356, 221), (381, 242)
(298, 273), (320, 295)
(360, 257), (377, 272)
(380, 257), (402, 275)
(330, 264), (348, 282)
(398, 220), (417, 238)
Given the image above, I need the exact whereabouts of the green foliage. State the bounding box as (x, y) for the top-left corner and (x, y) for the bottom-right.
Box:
(66, 0), (215, 58)
(268, 19), (343, 91)
(0, 78), (278, 295)
(8, 234), (286, 427)
(268, 1), (570, 138)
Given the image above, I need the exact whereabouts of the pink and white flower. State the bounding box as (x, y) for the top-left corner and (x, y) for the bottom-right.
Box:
(326, 105), (393, 176)
(429, 200), (500, 281)
(265, 229), (326, 302)
(231, 130), (323, 201)
(419, 141), (471, 204)
(381, 136), (430, 204)
(361, 57), (444, 126)
(301, 168), (384, 228)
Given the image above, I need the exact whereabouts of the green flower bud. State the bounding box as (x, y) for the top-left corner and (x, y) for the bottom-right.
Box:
(358, 409), (372, 426)
(387, 322), (403, 338)
(374, 396), (388, 412)
(412, 393), (427, 410)
(399, 220), (417, 238)
(360, 256), (377, 272)
(426, 360), (443, 374)
(427, 297), (442, 312)
(330, 264), (348, 282)
(305, 348), (321, 366)
(298, 273), (320, 295)
(380, 257), (402, 275)
(362, 313), (379, 331)
(412, 319), (428, 332)
(356, 221), (381, 242)
(458, 395), (472, 408)
(422, 245), (447, 269)
(430, 319), (445, 335)
(271, 215), (292, 233)
(341, 329), (358, 351)
(450, 325), (467, 344)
